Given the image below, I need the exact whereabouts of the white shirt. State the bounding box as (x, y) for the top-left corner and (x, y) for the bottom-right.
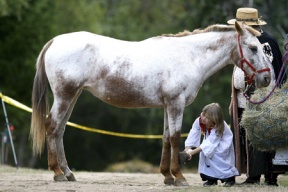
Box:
(185, 117), (239, 179)
(233, 67), (247, 109)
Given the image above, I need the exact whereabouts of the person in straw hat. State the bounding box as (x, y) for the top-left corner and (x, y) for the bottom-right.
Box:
(228, 7), (287, 186)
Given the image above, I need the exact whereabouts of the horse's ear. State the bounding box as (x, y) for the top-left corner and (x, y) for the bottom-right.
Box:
(235, 22), (244, 36)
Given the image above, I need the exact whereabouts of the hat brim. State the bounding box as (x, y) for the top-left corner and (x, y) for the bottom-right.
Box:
(227, 19), (267, 26)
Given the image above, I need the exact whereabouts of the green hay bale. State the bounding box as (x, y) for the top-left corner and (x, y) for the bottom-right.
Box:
(241, 82), (288, 151)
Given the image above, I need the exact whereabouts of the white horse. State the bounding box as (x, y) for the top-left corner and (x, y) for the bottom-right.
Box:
(31, 22), (271, 186)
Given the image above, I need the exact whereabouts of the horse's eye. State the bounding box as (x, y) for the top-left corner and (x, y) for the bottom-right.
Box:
(249, 45), (257, 52)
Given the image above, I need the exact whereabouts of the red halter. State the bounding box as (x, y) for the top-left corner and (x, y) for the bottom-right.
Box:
(237, 34), (270, 85)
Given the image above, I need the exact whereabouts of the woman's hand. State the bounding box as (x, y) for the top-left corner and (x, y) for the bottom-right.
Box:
(186, 149), (193, 160)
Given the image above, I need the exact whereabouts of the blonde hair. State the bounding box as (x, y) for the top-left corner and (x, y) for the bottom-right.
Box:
(202, 103), (225, 137)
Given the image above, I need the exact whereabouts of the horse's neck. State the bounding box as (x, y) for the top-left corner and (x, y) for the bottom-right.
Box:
(191, 32), (237, 80)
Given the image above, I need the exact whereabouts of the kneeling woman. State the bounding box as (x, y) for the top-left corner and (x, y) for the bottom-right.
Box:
(179, 103), (239, 187)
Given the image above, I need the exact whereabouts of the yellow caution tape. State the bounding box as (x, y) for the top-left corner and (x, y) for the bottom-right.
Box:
(0, 92), (188, 139)
(67, 121), (164, 139)
(0, 92), (32, 113)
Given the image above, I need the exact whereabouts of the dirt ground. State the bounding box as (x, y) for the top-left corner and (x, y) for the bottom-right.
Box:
(0, 165), (287, 192)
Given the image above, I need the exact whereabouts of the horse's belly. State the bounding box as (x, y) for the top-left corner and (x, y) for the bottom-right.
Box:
(97, 94), (163, 108)
(88, 86), (164, 109)
(100, 96), (163, 108)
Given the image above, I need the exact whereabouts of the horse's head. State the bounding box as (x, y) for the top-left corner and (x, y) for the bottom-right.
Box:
(234, 22), (271, 88)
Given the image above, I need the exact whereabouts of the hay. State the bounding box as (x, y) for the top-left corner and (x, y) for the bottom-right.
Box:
(241, 82), (288, 151)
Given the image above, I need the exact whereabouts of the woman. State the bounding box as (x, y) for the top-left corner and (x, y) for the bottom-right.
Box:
(179, 103), (239, 187)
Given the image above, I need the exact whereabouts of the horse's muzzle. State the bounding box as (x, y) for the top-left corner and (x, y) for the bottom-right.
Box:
(256, 74), (271, 88)
(264, 76), (271, 86)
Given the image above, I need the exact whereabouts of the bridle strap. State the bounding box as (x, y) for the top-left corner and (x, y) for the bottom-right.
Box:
(237, 34), (270, 85)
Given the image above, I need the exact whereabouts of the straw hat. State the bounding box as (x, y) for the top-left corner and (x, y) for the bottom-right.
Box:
(227, 7), (267, 25)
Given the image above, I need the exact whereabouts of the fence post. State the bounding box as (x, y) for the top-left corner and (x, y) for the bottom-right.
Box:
(1, 91), (18, 169)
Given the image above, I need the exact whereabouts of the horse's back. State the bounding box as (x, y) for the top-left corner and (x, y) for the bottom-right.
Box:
(45, 31), (194, 82)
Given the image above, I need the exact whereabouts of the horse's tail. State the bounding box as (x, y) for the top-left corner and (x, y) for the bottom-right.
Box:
(30, 39), (53, 156)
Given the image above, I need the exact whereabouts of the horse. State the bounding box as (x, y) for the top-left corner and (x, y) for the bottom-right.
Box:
(31, 22), (271, 186)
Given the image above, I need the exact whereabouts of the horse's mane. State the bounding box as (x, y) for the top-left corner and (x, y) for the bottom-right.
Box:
(161, 24), (260, 37)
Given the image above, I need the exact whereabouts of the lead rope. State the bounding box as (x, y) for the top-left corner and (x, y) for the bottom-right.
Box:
(243, 37), (288, 104)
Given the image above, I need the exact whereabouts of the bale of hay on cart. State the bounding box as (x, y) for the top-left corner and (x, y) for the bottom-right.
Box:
(241, 82), (288, 151)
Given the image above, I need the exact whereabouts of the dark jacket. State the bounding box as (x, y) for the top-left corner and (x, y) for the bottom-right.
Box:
(257, 31), (287, 84)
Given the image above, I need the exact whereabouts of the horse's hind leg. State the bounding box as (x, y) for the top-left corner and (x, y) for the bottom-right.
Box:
(46, 89), (81, 181)
(46, 110), (66, 181)
(56, 91), (82, 181)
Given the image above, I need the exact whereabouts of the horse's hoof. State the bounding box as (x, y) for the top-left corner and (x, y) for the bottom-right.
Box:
(54, 174), (68, 181)
(66, 173), (76, 181)
(164, 177), (174, 185)
(174, 178), (189, 186)
(178, 151), (191, 165)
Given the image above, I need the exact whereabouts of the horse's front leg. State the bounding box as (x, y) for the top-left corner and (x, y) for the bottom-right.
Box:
(160, 109), (174, 185)
(170, 130), (187, 186)
(167, 98), (188, 186)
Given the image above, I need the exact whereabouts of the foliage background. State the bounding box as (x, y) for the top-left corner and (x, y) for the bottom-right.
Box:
(0, 0), (287, 171)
